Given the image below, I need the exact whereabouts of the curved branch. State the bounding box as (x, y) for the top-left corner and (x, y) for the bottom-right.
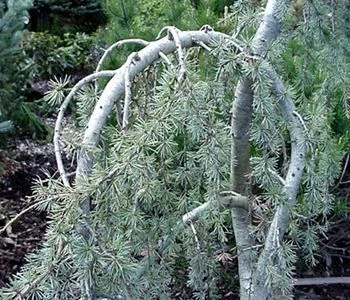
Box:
(95, 39), (149, 73)
(229, 1), (290, 297)
(158, 51), (173, 70)
(254, 70), (307, 295)
(192, 39), (212, 52)
(165, 26), (186, 82)
(54, 71), (118, 187)
(76, 30), (235, 180)
(0, 199), (43, 235)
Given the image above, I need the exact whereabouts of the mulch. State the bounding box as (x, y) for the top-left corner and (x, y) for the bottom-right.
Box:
(0, 140), (53, 288)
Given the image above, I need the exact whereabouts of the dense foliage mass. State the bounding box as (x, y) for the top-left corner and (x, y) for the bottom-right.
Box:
(30, 0), (104, 33)
(0, 0), (349, 299)
(0, 0), (33, 134)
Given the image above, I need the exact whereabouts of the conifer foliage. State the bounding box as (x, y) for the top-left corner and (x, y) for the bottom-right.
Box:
(1, 0), (349, 299)
(0, 0), (33, 132)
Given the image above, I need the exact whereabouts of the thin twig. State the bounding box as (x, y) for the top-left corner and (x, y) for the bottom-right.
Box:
(95, 39), (149, 73)
(15, 269), (52, 299)
(182, 193), (249, 225)
(227, 38), (246, 53)
(189, 222), (201, 252)
(220, 190), (245, 197)
(193, 39), (212, 52)
(319, 239), (348, 252)
(0, 199), (46, 235)
(84, 278), (93, 300)
(334, 153), (349, 189)
(292, 110), (308, 133)
(166, 26), (186, 82)
(156, 26), (170, 40)
(268, 167), (286, 186)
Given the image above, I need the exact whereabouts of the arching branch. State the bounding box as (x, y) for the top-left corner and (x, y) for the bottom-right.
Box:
(75, 30), (235, 181)
(254, 70), (307, 290)
(95, 39), (149, 73)
(54, 70), (118, 187)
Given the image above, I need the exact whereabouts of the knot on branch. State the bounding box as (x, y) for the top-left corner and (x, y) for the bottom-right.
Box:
(200, 24), (214, 33)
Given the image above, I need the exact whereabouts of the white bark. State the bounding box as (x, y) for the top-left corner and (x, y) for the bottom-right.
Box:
(95, 39), (149, 73)
(74, 30), (236, 232)
(230, 1), (290, 298)
(230, 77), (255, 298)
(57, 2), (304, 298)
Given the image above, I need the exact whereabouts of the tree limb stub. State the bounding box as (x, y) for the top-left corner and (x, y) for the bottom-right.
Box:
(182, 194), (249, 225)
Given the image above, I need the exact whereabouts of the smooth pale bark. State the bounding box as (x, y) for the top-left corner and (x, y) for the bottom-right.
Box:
(229, 0), (293, 299)
(230, 77), (255, 297)
(182, 194), (249, 224)
(54, 71), (118, 188)
(72, 30), (237, 297)
(76, 30), (233, 180)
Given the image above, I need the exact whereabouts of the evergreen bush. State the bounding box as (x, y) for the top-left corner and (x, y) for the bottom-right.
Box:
(0, 0), (34, 134)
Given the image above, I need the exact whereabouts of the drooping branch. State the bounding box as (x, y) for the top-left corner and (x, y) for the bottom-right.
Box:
(192, 39), (212, 52)
(94, 40), (149, 124)
(158, 51), (174, 69)
(75, 30), (235, 181)
(254, 71), (306, 286)
(0, 198), (44, 235)
(122, 52), (140, 129)
(95, 39), (149, 73)
(54, 70), (118, 187)
(158, 26), (187, 82)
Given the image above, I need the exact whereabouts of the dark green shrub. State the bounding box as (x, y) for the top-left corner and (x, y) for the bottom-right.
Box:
(30, 0), (106, 33)
(20, 31), (95, 80)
